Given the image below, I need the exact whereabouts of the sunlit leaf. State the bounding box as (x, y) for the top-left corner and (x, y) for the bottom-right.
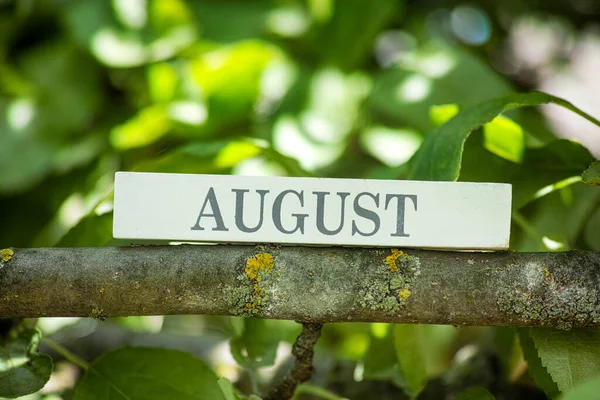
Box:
(483, 115), (525, 163)
(110, 105), (171, 150)
(189, 41), (280, 131)
(409, 91), (600, 181)
(430, 104), (459, 126)
(215, 141), (262, 168)
(148, 63), (179, 103)
(149, 0), (194, 36)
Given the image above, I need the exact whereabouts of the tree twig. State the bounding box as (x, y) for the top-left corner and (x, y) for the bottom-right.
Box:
(266, 322), (323, 400)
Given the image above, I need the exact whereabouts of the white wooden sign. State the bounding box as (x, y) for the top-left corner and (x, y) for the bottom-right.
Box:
(113, 172), (512, 250)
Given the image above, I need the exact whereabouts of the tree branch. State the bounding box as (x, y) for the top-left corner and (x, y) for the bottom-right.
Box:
(1, 246), (599, 329)
(265, 322), (323, 400)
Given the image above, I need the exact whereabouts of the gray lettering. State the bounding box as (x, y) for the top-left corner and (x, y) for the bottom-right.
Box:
(232, 189), (269, 233)
(314, 191), (350, 235)
(352, 192), (380, 237)
(190, 187), (229, 231)
(273, 190), (308, 234)
(385, 194), (417, 237)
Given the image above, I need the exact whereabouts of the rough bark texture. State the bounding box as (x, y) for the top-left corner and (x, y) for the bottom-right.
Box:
(266, 322), (323, 400)
(1, 245), (599, 329)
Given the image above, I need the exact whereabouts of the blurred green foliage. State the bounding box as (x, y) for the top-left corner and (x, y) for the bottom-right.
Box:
(1, 0), (600, 399)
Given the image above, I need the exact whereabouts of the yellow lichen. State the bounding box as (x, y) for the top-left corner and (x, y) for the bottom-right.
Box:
(544, 268), (550, 277)
(1, 249), (14, 262)
(398, 288), (411, 300)
(385, 249), (406, 273)
(245, 252), (274, 281)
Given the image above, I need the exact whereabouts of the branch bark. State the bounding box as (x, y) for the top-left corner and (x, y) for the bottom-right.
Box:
(1, 246), (599, 329)
(265, 322), (323, 400)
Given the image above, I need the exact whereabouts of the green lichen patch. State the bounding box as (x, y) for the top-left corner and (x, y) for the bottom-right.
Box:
(1, 248), (14, 263)
(497, 259), (600, 330)
(358, 250), (420, 312)
(230, 252), (279, 316)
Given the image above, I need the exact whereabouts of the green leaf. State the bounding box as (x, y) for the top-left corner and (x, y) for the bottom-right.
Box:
(419, 324), (457, 377)
(394, 324), (427, 397)
(110, 106), (171, 150)
(308, 0), (400, 69)
(493, 327), (517, 379)
(430, 104), (459, 126)
(67, 0), (196, 68)
(188, 2), (271, 43)
(455, 386), (495, 400)
(509, 184), (600, 252)
(217, 377), (241, 400)
(583, 161), (600, 186)
(483, 115), (525, 163)
(56, 212), (113, 247)
(561, 375), (600, 400)
(148, 0), (195, 36)
(189, 40), (280, 132)
(371, 42), (512, 132)
(363, 324), (406, 387)
(74, 347), (225, 400)
(133, 138), (308, 177)
(230, 318), (281, 369)
(430, 105), (526, 164)
(148, 63), (179, 104)
(0, 41), (104, 194)
(459, 133), (595, 209)
(409, 91), (600, 181)
(530, 328), (600, 394)
(517, 329), (560, 398)
(18, 41), (103, 136)
(0, 329), (53, 399)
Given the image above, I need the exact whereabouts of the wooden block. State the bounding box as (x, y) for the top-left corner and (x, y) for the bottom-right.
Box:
(113, 172), (511, 250)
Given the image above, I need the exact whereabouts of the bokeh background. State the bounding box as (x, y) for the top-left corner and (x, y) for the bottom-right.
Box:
(1, 0), (599, 399)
